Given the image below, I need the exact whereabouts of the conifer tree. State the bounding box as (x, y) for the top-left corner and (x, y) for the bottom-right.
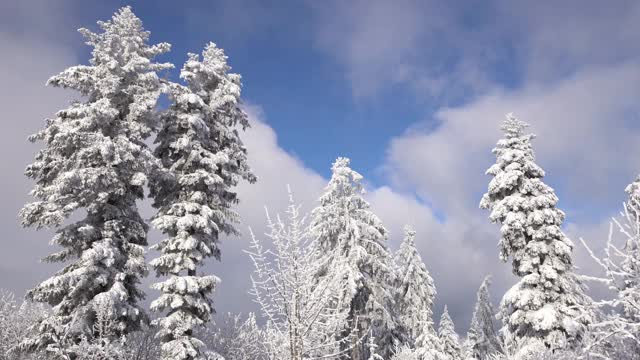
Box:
(625, 176), (640, 220)
(438, 306), (462, 360)
(414, 319), (444, 360)
(18, 7), (171, 356)
(394, 225), (437, 344)
(621, 176), (640, 321)
(479, 114), (591, 352)
(310, 157), (395, 359)
(149, 43), (255, 360)
(463, 276), (501, 360)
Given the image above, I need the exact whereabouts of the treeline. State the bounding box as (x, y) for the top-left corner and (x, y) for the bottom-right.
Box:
(2, 6), (639, 360)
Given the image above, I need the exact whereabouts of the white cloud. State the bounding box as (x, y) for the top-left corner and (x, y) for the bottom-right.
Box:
(382, 60), (640, 329)
(311, 0), (640, 102)
(385, 62), (640, 219)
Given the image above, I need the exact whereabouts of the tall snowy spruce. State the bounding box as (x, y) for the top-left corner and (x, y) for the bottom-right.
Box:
(438, 306), (462, 360)
(463, 276), (501, 360)
(394, 225), (437, 344)
(17, 7), (171, 356)
(149, 43), (255, 360)
(310, 157), (395, 359)
(480, 114), (591, 353)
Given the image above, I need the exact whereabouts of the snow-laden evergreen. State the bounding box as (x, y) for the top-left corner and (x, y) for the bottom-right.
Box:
(438, 306), (462, 360)
(621, 177), (640, 322)
(414, 319), (444, 360)
(245, 187), (349, 359)
(391, 345), (420, 360)
(17, 7), (171, 356)
(463, 276), (502, 360)
(479, 114), (591, 352)
(310, 157), (396, 359)
(625, 176), (640, 220)
(149, 42), (255, 360)
(394, 225), (437, 344)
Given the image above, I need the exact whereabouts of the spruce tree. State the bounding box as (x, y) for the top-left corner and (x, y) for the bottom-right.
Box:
(438, 306), (462, 360)
(149, 43), (255, 360)
(394, 225), (437, 344)
(479, 114), (591, 352)
(414, 319), (444, 360)
(18, 7), (171, 356)
(310, 157), (395, 359)
(463, 276), (501, 360)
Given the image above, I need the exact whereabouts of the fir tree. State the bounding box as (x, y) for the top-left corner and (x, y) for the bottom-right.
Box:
(149, 43), (255, 360)
(310, 157), (395, 359)
(463, 276), (501, 360)
(394, 225), (437, 344)
(479, 114), (591, 352)
(414, 319), (444, 360)
(438, 306), (462, 360)
(18, 7), (171, 356)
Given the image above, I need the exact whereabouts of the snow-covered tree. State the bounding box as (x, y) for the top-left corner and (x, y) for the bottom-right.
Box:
(0, 290), (49, 360)
(464, 276), (502, 360)
(17, 7), (172, 356)
(310, 157), (395, 359)
(414, 319), (444, 360)
(394, 225), (437, 344)
(245, 187), (349, 359)
(438, 306), (462, 360)
(391, 345), (420, 360)
(479, 114), (591, 352)
(200, 313), (269, 360)
(579, 181), (640, 359)
(367, 333), (385, 360)
(149, 42), (255, 360)
(66, 296), (132, 360)
(620, 178), (640, 322)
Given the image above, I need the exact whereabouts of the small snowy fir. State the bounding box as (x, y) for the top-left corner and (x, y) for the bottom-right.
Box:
(394, 225), (438, 344)
(414, 318), (444, 360)
(463, 276), (502, 360)
(17, 6), (172, 357)
(149, 42), (255, 360)
(310, 157), (396, 359)
(480, 114), (591, 353)
(438, 306), (462, 360)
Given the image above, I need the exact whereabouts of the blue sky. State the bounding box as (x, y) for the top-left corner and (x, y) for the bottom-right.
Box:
(52, 0), (432, 183)
(2, 0), (640, 331)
